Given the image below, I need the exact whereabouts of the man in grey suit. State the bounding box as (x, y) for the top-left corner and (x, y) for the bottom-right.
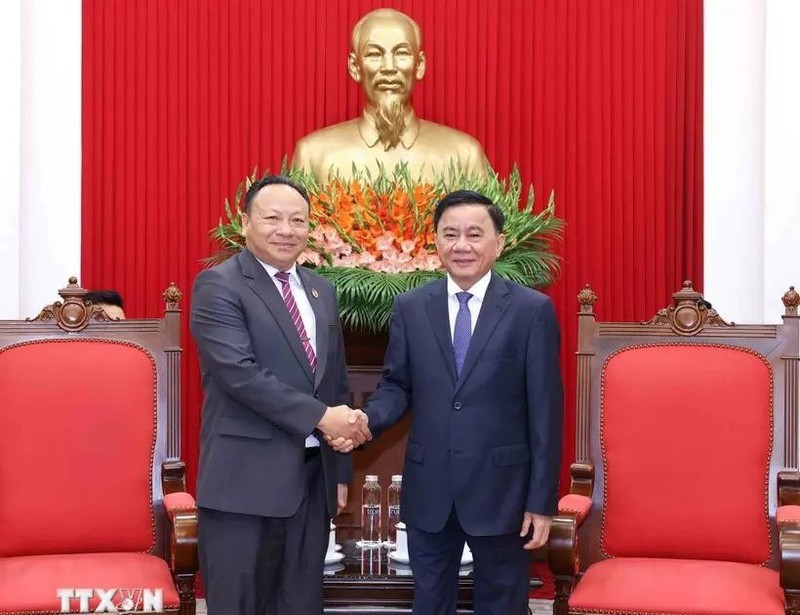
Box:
(190, 175), (371, 614)
(330, 190), (563, 614)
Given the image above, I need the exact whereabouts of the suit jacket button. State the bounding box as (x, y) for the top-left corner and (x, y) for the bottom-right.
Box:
(453, 401), (462, 411)
(314, 390), (319, 398)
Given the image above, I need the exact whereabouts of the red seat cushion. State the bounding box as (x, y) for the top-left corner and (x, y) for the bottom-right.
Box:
(0, 552), (181, 612)
(570, 558), (783, 615)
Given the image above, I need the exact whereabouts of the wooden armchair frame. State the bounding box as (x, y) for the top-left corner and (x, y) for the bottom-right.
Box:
(0, 277), (198, 615)
(549, 281), (800, 615)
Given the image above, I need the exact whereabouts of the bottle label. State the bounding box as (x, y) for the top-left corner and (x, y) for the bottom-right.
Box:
(361, 504), (382, 545)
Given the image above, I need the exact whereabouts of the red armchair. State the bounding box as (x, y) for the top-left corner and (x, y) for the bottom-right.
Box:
(0, 278), (198, 614)
(550, 281), (800, 615)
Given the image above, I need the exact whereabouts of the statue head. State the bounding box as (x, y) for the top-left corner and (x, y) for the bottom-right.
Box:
(347, 9), (427, 149)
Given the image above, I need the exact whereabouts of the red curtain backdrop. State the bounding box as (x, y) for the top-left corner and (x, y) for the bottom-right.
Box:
(82, 0), (703, 495)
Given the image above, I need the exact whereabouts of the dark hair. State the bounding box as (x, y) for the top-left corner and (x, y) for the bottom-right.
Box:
(84, 290), (124, 309)
(433, 190), (505, 233)
(243, 175), (310, 215)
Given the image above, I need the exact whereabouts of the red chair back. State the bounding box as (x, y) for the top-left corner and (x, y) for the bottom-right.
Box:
(601, 344), (772, 563)
(0, 340), (158, 556)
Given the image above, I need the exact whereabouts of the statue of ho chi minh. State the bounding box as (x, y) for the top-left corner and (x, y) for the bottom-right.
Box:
(292, 8), (490, 184)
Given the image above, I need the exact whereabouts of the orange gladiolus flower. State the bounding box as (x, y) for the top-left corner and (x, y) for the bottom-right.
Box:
(306, 179), (443, 271)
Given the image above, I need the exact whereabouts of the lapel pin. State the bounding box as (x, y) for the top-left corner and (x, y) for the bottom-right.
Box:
(311, 288), (319, 299)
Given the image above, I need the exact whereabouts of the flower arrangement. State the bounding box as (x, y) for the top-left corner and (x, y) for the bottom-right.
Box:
(210, 163), (564, 332)
(302, 180), (442, 273)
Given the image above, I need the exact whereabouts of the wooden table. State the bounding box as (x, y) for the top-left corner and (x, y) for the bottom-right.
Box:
(323, 539), (541, 614)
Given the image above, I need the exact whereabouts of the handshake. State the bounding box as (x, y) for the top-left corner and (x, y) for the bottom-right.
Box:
(317, 405), (372, 453)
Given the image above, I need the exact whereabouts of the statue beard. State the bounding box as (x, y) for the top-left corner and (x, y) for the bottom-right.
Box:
(373, 95), (407, 151)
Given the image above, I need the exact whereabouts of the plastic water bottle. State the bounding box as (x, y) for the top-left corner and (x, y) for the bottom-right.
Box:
(360, 475), (382, 546)
(386, 474), (402, 546)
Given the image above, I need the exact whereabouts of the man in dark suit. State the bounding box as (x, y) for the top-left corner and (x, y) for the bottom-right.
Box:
(335, 190), (563, 614)
(190, 175), (371, 614)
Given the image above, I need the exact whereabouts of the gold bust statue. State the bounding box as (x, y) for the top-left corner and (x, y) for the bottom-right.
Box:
(292, 8), (490, 183)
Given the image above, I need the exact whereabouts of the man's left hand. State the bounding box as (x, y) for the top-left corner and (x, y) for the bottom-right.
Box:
(520, 512), (551, 550)
(337, 484), (348, 516)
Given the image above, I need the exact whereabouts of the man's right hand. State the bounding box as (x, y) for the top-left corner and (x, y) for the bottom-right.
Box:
(317, 405), (372, 450)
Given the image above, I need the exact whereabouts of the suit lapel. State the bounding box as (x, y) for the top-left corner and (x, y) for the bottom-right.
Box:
(238, 250), (314, 386)
(454, 274), (511, 394)
(425, 280), (457, 385)
(298, 267), (329, 388)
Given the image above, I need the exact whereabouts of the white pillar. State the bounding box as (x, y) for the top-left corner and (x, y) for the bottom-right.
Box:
(0, 1), (22, 318)
(704, 0), (766, 323)
(764, 0), (800, 321)
(19, 0), (82, 318)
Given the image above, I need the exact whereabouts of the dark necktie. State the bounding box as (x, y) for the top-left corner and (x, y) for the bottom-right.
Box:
(275, 271), (317, 372)
(453, 291), (473, 377)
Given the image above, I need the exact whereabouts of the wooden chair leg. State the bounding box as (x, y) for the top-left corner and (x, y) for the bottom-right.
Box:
(786, 590), (800, 615)
(553, 577), (573, 615)
(176, 574), (196, 615)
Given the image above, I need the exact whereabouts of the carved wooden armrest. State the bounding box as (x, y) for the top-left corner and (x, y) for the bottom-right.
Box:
(779, 471), (800, 506)
(568, 462), (594, 498)
(166, 497), (198, 577)
(548, 463), (595, 579)
(549, 513), (580, 578)
(779, 507), (800, 596)
(777, 472), (800, 605)
(162, 460), (189, 495)
(161, 462), (198, 577)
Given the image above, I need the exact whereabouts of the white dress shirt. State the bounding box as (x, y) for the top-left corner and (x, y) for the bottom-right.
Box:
(258, 259), (320, 448)
(446, 271), (492, 341)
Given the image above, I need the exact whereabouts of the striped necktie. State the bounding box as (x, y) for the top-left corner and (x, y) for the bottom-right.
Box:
(274, 271), (317, 372)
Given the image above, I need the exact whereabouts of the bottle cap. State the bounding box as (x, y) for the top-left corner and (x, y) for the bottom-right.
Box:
(365, 474), (378, 482)
(391, 474), (403, 482)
